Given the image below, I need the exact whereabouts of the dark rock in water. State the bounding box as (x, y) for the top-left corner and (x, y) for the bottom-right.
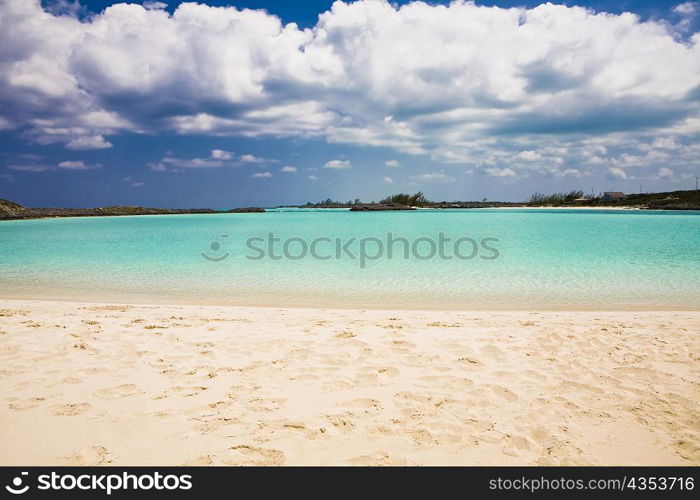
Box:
(226, 207), (266, 213)
(349, 204), (416, 211)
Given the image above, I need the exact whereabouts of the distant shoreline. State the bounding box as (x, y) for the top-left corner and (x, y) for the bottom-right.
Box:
(2, 189), (699, 220)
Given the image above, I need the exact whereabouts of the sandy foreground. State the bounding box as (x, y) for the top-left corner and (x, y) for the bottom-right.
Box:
(0, 300), (698, 466)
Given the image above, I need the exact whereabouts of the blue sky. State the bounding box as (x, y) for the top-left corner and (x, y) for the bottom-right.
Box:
(1, 0), (699, 207)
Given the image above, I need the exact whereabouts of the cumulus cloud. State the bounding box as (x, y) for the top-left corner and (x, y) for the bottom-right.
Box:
(8, 164), (52, 173)
(65, 136), (113, 150)
(674, 2), (696, 16)
(240, 154), (268, 164)
(143, 1), (167, 10)
(8, 159), (100, 171)
(383, 176), (394, 183)
(280, 165), (297, 173)
(324, 159), (352, 169)
(211, 149), (232, 160)
(148, 150), (277, 170)
(123, 175), (144, 187)
(161, 156), (223, 168)
(673, 2), (699, 33)
(649, 167), (676, 180)
(411, 172), (455, 184)
(308, 174), (318, 180)
(485, 167), (518, 178)
(607, 167), (629, 180)
(385, 160), (399, 167)
(252, 171), (272, 178)
(148, 162), (168, 172)
(57, 160), (100, 170)
(0, 0), (698, 181)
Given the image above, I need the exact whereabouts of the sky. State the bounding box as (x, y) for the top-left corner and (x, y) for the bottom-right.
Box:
(0, 0), (699, 208)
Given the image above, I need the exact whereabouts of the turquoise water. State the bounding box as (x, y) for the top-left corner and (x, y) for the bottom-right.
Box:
(0, 209), (699, 309)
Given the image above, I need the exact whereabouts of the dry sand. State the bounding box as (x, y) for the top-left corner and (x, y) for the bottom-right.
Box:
(0, 300), (698, 466)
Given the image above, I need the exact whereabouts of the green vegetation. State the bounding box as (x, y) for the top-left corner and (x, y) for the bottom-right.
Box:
(303, 193), (434, 207)
(302, 198), (361, 208)
(623, 190), (700, 210)
(380, 192), (432, 206)
(525, 189), (700, 209)
(528, 190), (585, 205)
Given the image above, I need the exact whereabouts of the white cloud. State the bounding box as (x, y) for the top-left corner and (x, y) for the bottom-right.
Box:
(383, 176), (394, 183)
(123, 175), (144, 187)
(485, 167), (518, 178)
(308, 174), (318, 180)
(411, 172), (455, 184)
(8, 159), (99, 171)
(148, 162), (168, 172)
(211, 149), (232, 160)
(0, 0), (698, 179)
(657, 167), (675, 178)
(674, 2), (696, 16)
(252, 171), (272, 178)
(8, 164), (52, 172)
(57, 160), (100, 170)
(162, 156), (222, 168)
(65, 136), (113, 151)
(324, 159), (352, 169)
(385, 160), (399, 167)
(607, 167), (628, 180)
(280, 165), (297, 173)
(649, 167), (676, 180)
(516, 151), (542, 161)
(240, 154), (267, 164)
(143, 1), (167, 10)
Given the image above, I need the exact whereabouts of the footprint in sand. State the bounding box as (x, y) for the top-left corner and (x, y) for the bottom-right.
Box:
(348, 451), (405, 466)
(394, 391), (433, 405)
(169, 385), (209, 397)
(456, 356), (483, 366)
(488, 385), (519, 402)
(334, 330), (357, 339)
(246, 397), (287, 412)
(183, 455), (213, 465)
(225, 445), (285, 466)
(51, 402), (92, 416)
(427, 322), (461, 328)
(322, 379), (354, 392)
(61, 445), (113, 465)
(7, 396), (49, 411)
(325, 413), (356, 434)
(409, 428), (435, 445)
(93, 384), (144, 399)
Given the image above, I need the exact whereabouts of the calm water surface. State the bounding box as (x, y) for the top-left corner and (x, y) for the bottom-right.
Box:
(0, 209), (698, 309)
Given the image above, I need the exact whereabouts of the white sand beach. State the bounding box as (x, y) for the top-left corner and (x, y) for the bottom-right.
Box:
(0, 300), (697, 466)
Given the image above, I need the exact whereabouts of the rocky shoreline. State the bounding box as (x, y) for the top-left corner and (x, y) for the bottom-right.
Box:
(3, 190), (699, 220)
(0, 200), (266, 220)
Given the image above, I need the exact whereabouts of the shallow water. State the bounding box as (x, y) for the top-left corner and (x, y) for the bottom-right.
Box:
(1, 209), (699, 309)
